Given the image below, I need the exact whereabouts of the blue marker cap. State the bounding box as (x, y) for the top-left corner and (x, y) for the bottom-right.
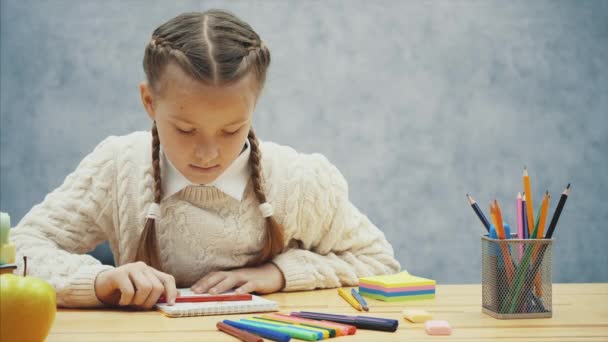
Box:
(489, 222), (511, 239)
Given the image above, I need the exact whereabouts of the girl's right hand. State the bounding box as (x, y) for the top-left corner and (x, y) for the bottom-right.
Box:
(94, 261), (179, 309)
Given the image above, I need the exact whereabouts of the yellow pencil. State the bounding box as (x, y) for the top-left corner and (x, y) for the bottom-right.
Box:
(338, 288), (363, 311)
(523, 167), (535, 236)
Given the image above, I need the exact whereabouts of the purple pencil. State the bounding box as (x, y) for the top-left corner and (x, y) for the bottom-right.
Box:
(517, 192), (524, 258)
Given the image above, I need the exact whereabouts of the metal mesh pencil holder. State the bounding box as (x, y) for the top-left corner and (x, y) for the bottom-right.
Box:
(481, 235), (553, 319)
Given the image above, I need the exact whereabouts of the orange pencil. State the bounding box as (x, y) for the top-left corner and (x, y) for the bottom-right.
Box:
(489, 201), (514, 284)
(490, 203), (503, 238)
(537, 191), (550, 239)
(494, 199), (506, 238)
(523, 167), (535, 236)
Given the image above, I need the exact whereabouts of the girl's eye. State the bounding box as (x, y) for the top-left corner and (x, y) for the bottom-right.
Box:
(223, 128), (241, 136)
(176, 127), (195, 135)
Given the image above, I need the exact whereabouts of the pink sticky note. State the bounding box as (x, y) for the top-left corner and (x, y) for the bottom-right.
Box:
(425, 320), (452, 335)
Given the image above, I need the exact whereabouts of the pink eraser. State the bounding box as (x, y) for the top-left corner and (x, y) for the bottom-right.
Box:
(425, 320), (452, 335)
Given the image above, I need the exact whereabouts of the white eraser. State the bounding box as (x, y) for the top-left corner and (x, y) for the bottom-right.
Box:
(425, 320), (452, 335)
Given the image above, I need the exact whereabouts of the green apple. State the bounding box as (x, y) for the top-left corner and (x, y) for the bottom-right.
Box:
(0, 273), (57, 342)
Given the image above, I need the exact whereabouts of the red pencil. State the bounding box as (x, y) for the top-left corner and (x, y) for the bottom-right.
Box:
(157, 293), (252, 304)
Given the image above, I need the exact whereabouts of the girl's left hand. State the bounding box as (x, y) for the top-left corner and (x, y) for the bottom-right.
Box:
(190, 263), (285, 295)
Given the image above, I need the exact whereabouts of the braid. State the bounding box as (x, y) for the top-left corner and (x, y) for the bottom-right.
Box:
(145, 36), (203, 86)
(142, 11), (271, 91)
(136, 122), (162, 269)
(239, 41), (270, 87)
(151, 122), (162, 203)
(247, 129), (284, 265)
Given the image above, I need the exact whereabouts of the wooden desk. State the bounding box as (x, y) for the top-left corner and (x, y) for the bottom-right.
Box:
(47, 284), (608, 341)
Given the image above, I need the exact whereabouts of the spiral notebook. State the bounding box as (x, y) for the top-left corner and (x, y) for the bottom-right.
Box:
(155, 288), (279, 318)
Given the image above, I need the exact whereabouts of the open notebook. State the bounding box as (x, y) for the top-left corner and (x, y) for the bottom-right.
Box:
(155, 288), (279, 318)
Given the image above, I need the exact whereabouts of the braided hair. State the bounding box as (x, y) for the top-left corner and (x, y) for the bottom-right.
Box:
(137, 10), (281, 270)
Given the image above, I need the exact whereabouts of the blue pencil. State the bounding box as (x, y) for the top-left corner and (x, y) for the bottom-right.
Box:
(351, 288), (369, 311)
(467, 194), (491, 232)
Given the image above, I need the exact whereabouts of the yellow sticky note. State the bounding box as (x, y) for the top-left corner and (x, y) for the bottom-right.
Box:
(359, 271), (435, 288)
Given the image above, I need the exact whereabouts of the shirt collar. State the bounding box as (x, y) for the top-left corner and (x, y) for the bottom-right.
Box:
(160, 139), (251, 201)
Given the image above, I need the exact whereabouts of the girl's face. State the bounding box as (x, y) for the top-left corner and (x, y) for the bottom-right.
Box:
(140, 63), (257, 185)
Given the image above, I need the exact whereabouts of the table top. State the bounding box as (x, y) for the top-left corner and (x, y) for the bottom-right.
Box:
(47, 283), (608, 341)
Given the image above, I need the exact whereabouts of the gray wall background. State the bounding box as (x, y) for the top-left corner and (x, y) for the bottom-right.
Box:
(1, 0), (607, 284)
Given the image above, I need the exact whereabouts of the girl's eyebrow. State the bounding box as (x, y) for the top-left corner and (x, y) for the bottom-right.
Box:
(224, 118), (250, 127)
(168, 114), (196, 125)
(168, 114), (249, 128)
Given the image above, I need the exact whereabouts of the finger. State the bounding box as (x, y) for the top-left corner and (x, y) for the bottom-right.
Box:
(129, 271), (152, 306)
(114, 272), (136, 306)
(234, 281), (257, 294)
(209, 274), (243, 295)
(192, 272), (227, 294)
(141, 270), (165, 309)
(153, 270), (179, 305)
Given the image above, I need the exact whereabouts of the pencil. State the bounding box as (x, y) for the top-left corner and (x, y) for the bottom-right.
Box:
(522, 193), (529, 239)
(546, 184), (571, 239)
(157, 293), (252, 303)
(494, 199), (514, 282)
(523, 167), (535, 236)
(511, 184), (571, 311)
(466, 194), (491, 232)
(517, 192), (524, 258)
(216, 322), (263, 342)
(531, 197), (548, 296)
(537, 191), (550, 239)
(351, 288), (369, 311)
(338, 288), (363, 311)
(503, 196), (548, 313)
(493, 199), (506, 239)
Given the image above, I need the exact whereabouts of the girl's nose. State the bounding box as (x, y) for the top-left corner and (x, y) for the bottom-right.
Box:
(194, 142), (219, 164)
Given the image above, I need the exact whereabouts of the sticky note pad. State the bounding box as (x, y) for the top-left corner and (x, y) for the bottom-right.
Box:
(425, 320), (452, 335)
(358, 271), (436, 301)
(402, 309), (432, 323)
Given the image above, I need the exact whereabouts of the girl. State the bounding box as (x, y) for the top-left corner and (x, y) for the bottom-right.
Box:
(11, 10), (400, 309)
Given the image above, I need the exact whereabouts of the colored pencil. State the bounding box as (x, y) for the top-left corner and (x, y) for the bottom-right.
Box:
(532, 191), (549, 296)
(260, 313), (354, 336)
(537, 191), (550, 239)
(467, 194), (491, 231)
(239, 319), (321, 341)
(351, 288), (369, 311)
(493, 199), (514, 282)
(216, 321), (264, 342)
(517, 192), (524, 258)
(523, 167), (535, 236)
(223, 320), (292, 342)
(546, 184), (571, 239)
(338, 288), (363, 311)
(157, 293), (252, 303)
(522, 193), (529, 239)
(248, 317), (329, 339)
(502, 203), (545, 313)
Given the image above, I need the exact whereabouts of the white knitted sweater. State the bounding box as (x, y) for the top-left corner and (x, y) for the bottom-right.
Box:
(10, 131), (400, 308)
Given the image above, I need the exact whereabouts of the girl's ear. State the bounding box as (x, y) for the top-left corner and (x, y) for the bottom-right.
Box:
(140, 81), (156, 120)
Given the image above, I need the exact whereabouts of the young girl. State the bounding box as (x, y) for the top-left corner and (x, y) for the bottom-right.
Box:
(11, 10), (400, 309)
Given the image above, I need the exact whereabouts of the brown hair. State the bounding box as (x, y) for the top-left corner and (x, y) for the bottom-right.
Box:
(136, 10), (283, 270)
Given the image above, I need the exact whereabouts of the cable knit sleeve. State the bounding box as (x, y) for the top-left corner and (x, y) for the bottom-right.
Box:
(272, 153), (401, 291)
(10, 136), (118, 308)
